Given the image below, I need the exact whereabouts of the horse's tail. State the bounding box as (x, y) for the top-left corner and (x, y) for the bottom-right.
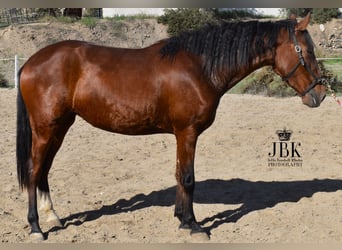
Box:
(16, 67), (32, 190)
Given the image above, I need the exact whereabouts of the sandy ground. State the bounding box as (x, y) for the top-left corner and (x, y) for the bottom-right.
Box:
(0, 88), (341, 243)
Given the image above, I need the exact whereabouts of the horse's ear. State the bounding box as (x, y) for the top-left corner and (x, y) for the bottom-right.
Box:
(295, 12), (311, 31)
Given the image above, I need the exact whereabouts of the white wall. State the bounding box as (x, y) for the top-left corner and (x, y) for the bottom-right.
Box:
(103, 8), (166, 17)
(103, 8), (342, 18)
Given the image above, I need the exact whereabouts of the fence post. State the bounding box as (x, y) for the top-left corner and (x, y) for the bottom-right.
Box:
(14, 54), (18, 88)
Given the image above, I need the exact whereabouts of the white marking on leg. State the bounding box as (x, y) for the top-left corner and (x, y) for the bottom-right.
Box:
(30, 232), (45, 241)
(39, 191), (62, 227)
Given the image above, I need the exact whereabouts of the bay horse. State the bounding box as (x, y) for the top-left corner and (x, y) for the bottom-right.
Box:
(17, 13), (326, 240)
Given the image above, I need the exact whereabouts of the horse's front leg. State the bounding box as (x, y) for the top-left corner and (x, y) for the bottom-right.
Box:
(174, 128), (204, 235)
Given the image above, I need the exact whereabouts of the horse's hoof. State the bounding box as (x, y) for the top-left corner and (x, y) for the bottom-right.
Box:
(30, 232), (45, 241)
(190, 224), (209, 240)
(190, 230), (210, 241)
(179, 221), (210, 240)
(46, 211), (63, 228)
(179, 221), (191, 230)
(47, 218), (63, 228)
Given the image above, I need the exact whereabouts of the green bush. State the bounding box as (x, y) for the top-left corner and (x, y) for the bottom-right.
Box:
(282, 8), (340, 24)
(283, 8), (312, 18)
(319, 60), (342, 93)
(212, 8), (263, 20)
(80, 16), (98, 29)
(233, 67), (296, 97)
(55, 15), (78, 24)
(158, 8), (265, 36)
(157, 8), (218, 36)
(312, 8), (340, 24)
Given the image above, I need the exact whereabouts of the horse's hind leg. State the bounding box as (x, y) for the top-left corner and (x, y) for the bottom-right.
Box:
(27, 132), (51, 240)
(37, 113), (75, 228)
(28, 113), (75, 240)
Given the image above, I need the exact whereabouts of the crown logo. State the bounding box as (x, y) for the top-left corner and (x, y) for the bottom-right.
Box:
(276, 128), (292, 141)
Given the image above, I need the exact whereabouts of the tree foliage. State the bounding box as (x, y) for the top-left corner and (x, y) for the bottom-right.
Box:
(311, 8), (340, 24)
(157, 8), (218, 36)
(282, 8), (340, 24)
(318, 61), (342, 93)
(157, 8), (262, 36)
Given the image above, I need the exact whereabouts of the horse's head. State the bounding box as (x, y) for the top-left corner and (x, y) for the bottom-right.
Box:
(273, 13), (326, 108)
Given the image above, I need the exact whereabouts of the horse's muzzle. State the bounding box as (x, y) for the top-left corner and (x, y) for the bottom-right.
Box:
(302, 88), (326, 108)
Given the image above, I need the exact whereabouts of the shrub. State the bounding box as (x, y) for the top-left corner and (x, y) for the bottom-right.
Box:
(312, 8), (340, 24)
(318, 61), (342, 93)
(80, 16), (97, 29)
(238, 67), (296, 97)
(158, 8), (264, 36)
(282, 8), (340, 24)
(212, 8), (262, 20)
(157, 8), (218, 36)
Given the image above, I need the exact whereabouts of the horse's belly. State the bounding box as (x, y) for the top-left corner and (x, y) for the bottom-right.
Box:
(99, 110), (166, 135)
(75, 99), (170, 135)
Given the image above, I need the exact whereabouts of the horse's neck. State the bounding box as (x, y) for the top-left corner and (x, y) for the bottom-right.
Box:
(216, 50), (274, 95)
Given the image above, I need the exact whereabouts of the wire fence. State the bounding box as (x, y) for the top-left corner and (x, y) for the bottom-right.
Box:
(0, 8), (42, 27)
(0, 8), (103, 28)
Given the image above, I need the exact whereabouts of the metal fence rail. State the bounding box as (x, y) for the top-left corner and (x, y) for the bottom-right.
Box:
(0, 55), (26, 88)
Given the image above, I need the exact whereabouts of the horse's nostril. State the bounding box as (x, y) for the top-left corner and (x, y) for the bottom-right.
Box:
(321, 94), (326, 102)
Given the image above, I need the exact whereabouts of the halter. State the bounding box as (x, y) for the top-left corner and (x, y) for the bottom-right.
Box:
(281, 30), (326, 97)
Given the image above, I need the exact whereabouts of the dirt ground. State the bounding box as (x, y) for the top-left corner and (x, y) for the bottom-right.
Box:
(1, 88), (341, 243)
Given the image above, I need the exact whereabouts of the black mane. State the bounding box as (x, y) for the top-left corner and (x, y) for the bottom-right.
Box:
(160, 19), (298, 84)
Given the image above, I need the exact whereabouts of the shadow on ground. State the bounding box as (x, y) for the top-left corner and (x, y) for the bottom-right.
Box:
(51, 178), (342, 236)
